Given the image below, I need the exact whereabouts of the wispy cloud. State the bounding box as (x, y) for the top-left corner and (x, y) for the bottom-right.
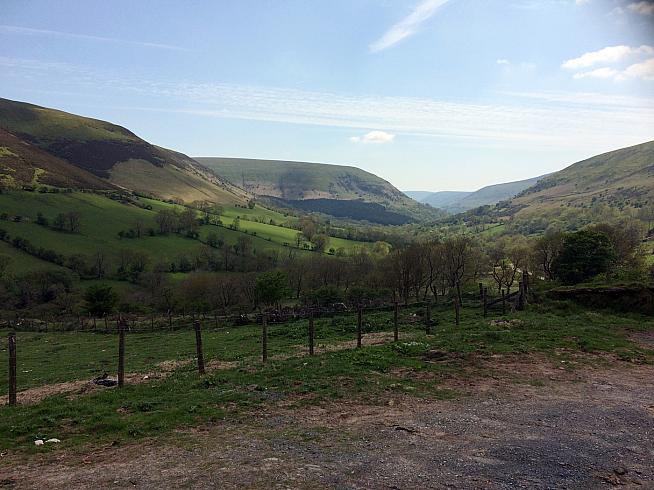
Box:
(0, 25), (187, 51)
(2, 56), (652, 151)
(628, 1), (654, 16)
(369, 0), (450, 53)
(562, 45), (653, 70)
(350, 131), (395, 144)
(562, 45), (654, 81)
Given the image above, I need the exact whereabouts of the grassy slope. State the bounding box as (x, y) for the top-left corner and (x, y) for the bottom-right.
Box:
(512, 141), (654, 219)
(196, 157), (433, 221)
(0, 302), (651, 450)
(0, 191), (368, 273)
(446, 176), (543, 213)
(0, 98), (247, 206)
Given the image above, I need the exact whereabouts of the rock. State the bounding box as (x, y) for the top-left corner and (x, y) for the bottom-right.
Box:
(614, 467), (628, 476)
(45, 438), (60, 444)
(34, 440), (44, 446)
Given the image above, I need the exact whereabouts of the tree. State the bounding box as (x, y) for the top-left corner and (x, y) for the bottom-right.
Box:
(533, 230), (564, 280)
(255, 270), (290, 308)
(552, 230), (615, 284)
(312, 234), (329, 253)
(155, 209), (179, 234)
(84, 284), (118, 317)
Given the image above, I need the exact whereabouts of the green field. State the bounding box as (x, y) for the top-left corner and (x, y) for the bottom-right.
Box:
(0, 301), (651, 451)
(0, 191), (370, 275)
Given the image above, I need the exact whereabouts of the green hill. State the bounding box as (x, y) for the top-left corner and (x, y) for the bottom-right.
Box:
(511, 141), (654, 220)
(0, 190), (370, 279)
(196, 157), (438, 224)
(0, 98), (247, 205)
(413, 177), (543, 213)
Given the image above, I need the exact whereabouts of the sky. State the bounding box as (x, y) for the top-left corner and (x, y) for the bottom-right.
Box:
(1, 0), (653, 192)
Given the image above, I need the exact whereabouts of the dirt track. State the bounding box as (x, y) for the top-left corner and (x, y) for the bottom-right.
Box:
(2, 354), (653, 489)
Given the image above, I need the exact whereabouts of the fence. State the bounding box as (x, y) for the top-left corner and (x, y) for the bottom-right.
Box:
(2, 280), (530, 406)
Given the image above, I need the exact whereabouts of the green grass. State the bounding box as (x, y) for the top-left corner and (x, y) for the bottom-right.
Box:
(0, 302), (652, 453)
(0, 190), (369, 273)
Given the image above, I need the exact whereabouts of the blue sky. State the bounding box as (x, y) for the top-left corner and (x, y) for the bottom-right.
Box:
(1, 0), (653, 191)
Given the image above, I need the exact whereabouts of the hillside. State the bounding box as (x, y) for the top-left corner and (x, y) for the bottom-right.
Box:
(196, 157), (436, 224)
(422, 191), (472, 209)
(0, 190), (370, 280)
(510, 141), (654, 220)
(0, 98), (247, 205)
(412, 177), (542, 213)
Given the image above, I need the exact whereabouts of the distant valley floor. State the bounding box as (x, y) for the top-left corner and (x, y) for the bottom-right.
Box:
(4, 351), (653, 489)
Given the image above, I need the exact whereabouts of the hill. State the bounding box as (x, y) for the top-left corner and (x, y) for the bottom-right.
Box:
(509, 141), (654, 221)
(421, 191), (472, 209)
(196, 157), (436, 224)
(0, 98), (247, 205)
(412, 177), (542, 213)
(449, 175), (543, 213)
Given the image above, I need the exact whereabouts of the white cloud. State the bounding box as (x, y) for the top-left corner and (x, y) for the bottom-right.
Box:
(573, 67), (621, 79)
(628, 1), (654, 15)
(3, 56), (653, 151)
(350, 131), (395, 144)
(623, 57), (654, 80)
(562, 45), (654, 69)
(496, 59), (510, 65)
(0, 25), (187, 51)
(575, 0), (591, 5)
(369, 0), (450, 53)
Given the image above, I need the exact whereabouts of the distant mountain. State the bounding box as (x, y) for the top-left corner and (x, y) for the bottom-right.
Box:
(197, 157), (440, 224)
(409, 176), (543, 213)
(403, 191), (435, 202)
(509, 141), (654, 219)
(422, 191), (473, 209)
(0, 98), (247, 205)
(448, 175), (544, 213)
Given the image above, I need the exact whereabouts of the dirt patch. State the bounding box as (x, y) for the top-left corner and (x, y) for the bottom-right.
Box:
(0, 358), (239, 407)
(3, 355), (653, 489)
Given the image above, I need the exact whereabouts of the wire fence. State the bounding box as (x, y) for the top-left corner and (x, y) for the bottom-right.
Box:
(1, 282), (530, 407)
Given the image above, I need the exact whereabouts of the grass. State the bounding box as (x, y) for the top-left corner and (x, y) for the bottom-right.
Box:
(0, 190), (369, 274)
(0, 301), (652, 453)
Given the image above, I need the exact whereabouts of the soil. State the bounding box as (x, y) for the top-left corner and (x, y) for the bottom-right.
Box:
(1, 354), (652, 489)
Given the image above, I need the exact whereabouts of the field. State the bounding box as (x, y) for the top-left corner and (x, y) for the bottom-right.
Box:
(1, 300), (652, 443)
(0, 298), (653, 487)
(0, 190), (370, 275)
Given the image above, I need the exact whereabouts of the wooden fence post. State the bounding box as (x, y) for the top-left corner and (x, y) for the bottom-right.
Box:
(517, 281), (526, 311)
(393, 301), (399, 342)
(483, 287), (488, 318)
(8, 332), (16, 406)
(425, 300), (431, 335)
(118, 318), (125, 388)
(478, 282), (484, 300)
(356, 306), (363, 348)
(194, 320), (206, 375)
(454, 295), (460, 326)
(308, 310), (315, 356)
(501, 289), (506, 315)
(262, 313), (268, 363)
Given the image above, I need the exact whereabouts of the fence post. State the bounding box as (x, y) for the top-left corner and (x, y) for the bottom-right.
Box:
(118, 318), (125, 388)
(517, 281), (526, 311)
(393, 301), (399, 342)
(308, 310), (315, 356)
(356, 306), (363, 348)
(501, 289), (506, 315)
(262, 313), (268, 363)
(425, 300), (431, 335)
(483, 287), (488, 318)
(8, 332), (17, 406)
(194, 320), (206, 375)
(454, 295), (460, 326)
(478, 282), (484, 300)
